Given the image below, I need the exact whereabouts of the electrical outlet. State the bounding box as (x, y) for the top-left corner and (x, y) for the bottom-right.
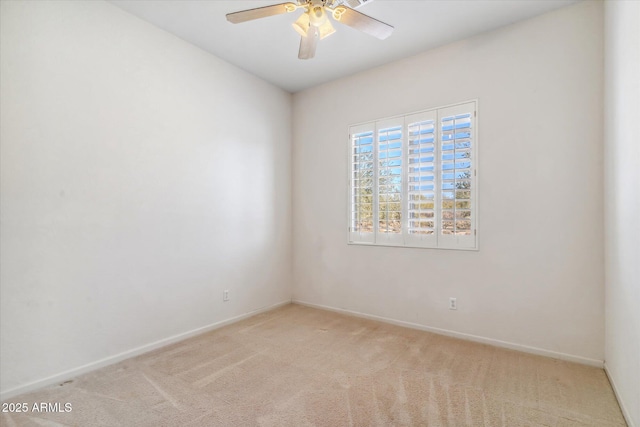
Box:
(223, 290), (229, 302)
(449, 297), (457, 310)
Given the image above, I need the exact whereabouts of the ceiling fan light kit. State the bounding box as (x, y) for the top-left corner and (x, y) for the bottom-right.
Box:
(226, 0), (393, 60)
(292, 12), (310, 37)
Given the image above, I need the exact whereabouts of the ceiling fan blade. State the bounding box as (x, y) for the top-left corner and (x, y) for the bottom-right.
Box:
(332, 6), (393, 40)
(226, 3), (297, 24)
(299, 26), (319, 60)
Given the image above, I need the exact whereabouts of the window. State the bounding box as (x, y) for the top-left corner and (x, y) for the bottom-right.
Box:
(348, 101), (477, 250)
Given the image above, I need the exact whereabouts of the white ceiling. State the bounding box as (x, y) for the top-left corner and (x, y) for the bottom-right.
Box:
(109, 0), (579, 93)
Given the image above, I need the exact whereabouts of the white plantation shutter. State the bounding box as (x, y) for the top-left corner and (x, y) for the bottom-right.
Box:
(438, 102), (476, 249)
(376, 118), (404, 245)
(347, 101), (477, 250)
(405, 111), (438, 247)
(349, 123), (375, 243)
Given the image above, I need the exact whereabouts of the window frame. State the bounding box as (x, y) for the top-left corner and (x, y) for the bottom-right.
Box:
(347, 100), (479, 251)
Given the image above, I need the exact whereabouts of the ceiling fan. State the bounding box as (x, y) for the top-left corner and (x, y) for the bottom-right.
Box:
(226, 0), (394, 60)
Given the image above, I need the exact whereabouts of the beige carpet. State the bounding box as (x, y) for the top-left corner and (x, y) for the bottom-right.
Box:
(1, 304), (626, 426)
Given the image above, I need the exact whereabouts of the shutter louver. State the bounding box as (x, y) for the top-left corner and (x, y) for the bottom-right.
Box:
(439, 103), (476, 249)
(406, 113), (437, 242)
(349, 124), (375, 243)
(377, 119), (404, 244)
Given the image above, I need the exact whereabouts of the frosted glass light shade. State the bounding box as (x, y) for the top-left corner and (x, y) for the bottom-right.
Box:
(292, 13), (310, 37)
(318, 19), (335, 39)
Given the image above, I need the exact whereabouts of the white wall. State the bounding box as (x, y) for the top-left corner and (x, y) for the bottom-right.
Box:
(292, 1), (604, 364)
(604, 1), (640, 425)
(0, 0), (292, 398)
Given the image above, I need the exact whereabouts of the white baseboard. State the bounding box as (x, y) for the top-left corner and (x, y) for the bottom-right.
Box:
(0, 300), (291, 402)
(292, 299), (604, 368)
(604, 363), (636, 427)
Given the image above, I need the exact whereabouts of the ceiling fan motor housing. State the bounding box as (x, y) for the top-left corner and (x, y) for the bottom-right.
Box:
(342, 0), (369, 8)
